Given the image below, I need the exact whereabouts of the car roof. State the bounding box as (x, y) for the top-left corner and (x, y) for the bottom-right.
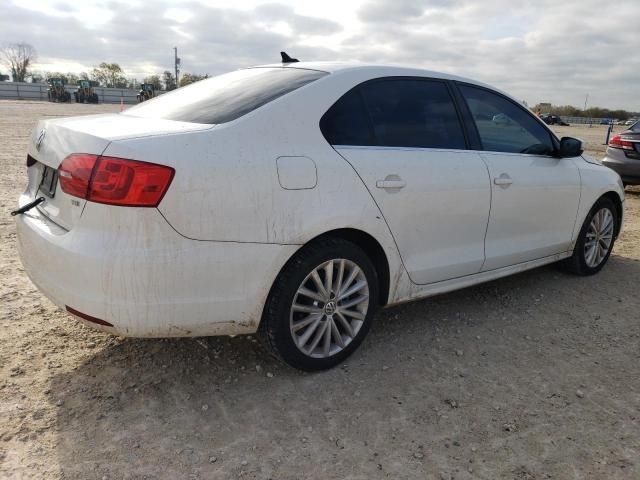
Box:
(253, 61), (535, 110)
(253, 61), (488, 87)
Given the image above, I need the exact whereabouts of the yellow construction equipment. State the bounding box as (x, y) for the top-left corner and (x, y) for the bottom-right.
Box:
(74, 80), (99, 103)
(47, 78), (71, 102)
(137, 84), (155, 102)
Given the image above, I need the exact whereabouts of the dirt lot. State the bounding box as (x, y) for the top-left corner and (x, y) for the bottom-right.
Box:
(1, 100), (639, 479)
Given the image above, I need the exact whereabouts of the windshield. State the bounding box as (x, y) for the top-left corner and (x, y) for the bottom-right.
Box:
(124, 67), (327, 125)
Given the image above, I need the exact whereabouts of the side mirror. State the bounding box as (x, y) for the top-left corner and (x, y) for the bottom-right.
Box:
(558, 137), (584, 158)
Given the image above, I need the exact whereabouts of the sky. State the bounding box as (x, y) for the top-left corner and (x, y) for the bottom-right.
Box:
(1, 0), (639, 111)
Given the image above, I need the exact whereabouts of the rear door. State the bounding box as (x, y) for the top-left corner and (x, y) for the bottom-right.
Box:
(323, 78), (491, 285)
(456, 83), (581, 270)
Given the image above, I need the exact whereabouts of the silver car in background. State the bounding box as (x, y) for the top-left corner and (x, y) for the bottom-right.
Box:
(603, 121), (640, 186)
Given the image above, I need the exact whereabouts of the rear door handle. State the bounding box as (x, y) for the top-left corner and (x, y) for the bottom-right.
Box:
(376, 178), (406, 189)
(494, 174), (513, 186)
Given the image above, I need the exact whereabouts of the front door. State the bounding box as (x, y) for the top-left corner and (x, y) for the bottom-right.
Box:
(457, 83), (581, 270)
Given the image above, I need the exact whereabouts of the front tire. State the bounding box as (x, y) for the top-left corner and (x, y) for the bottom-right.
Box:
(561, 197), (618, 275)
(260, 238), (379, 371)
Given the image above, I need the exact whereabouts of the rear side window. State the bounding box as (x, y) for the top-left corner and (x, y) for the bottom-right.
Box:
(459, 84), (554, 155)
(320, 89), (374, 146)
(321, 78), (466, 149)
(125, 68), (327, 125)
(361, 79), (466, 149)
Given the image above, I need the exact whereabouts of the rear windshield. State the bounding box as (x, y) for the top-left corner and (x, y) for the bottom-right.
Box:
(124, 67), (327, 125)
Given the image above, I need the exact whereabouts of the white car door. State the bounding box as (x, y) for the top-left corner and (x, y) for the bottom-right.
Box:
(322, 78), (491, 284)
(457, 84), (581, 271)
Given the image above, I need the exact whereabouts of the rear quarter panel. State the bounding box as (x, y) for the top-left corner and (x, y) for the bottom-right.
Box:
(103, 71), (413, 304)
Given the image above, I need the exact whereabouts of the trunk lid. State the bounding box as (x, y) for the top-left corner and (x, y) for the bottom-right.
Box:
(26, 114), (210, 230)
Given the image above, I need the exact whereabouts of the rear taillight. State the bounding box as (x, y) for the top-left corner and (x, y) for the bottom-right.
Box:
(58, 154), (174, 207)
(58, 153), (96, 198)
(88, 156), (175, 207)
(608, 134), (635, 150)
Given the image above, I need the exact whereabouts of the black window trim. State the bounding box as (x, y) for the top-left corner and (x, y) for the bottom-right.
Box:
(320, 75), (473, 151)
(447, 80), (482, 151)
(451, 80), (560, 156)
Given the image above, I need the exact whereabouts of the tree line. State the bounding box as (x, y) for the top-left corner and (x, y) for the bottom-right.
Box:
(31, 64), (207, 90)
(0, 42), (208, 89)
(533, 103), (637, 121)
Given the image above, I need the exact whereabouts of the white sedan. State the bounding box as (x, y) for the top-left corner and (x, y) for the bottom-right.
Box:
(14, 60), (624, 370)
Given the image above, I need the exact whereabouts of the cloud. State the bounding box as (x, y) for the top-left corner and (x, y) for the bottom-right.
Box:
(0, 1), (339, 78)
(254, 3), (342, 35)
(358, 0), (426, 23)
(348, 0), (640, 110)
(0, 0), (638, 110)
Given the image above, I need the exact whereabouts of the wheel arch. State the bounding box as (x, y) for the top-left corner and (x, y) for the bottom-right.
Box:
(600, 191), (623, 237)
(309, 228), (391, 307)
(262, 228), (392, 324)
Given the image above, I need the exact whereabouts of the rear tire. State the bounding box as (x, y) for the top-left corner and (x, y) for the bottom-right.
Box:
(260, 238), (379, 371)
(561, 197), (618, 275)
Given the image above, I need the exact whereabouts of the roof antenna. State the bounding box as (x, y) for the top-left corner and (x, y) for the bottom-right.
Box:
(280, 51), (299, 63)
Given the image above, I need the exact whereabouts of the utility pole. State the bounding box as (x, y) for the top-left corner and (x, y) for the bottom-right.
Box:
(584, 93), (591, 127)
(174, 47), (180, 88)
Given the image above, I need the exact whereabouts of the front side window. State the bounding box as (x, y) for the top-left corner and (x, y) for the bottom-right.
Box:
(360, 79), (466, 149)
(459, 84), (554, 155)
(125, 68), (327, 125)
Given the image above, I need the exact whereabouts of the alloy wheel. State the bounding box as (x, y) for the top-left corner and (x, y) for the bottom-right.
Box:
(584, 207), (614, 268)
(289, 258), (369, 358)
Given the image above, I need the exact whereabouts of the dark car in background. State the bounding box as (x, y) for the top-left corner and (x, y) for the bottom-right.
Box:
(603, 121), (640, 186)
(540, 113), (569, 126)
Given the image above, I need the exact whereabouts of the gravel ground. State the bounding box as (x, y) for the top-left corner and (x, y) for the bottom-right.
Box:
(1, 100), (639, 479)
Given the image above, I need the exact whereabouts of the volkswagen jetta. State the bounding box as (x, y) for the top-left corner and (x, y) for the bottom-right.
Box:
(15, 61), (625, 370)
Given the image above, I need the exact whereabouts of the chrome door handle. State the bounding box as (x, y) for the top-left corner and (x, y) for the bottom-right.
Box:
(376, 179), (406, 189)
(494, 175), (513, 186)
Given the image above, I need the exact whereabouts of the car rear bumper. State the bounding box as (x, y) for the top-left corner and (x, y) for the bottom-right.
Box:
(602, 151), (640, 184)
(15, 194), (298, 337)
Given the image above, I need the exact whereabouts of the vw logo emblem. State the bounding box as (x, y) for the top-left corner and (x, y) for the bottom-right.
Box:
(324, 301), (337, 315)
(36, 129), (46, 151)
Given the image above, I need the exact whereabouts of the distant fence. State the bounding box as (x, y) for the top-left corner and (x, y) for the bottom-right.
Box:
(0, 81), (166, 104)
(559, 116), (616, 125)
